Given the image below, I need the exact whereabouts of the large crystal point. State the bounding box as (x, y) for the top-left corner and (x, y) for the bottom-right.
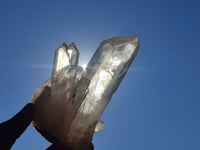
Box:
(31, 36), (140, 150)
(66, 36), (139, 149)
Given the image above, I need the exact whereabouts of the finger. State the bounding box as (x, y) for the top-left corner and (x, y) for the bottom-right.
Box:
(0, 103), (35, 149)
(46, 144), (68, 150)
(46, 142), (94, 150)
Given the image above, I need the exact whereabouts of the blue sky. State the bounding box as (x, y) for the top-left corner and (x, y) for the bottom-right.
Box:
(0, 0), (200, 149)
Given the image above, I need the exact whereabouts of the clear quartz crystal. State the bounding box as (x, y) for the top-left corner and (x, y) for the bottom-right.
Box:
(66, 37), (139, 149)
(31, 36), (139, 150)
(52, 43), (69, 74)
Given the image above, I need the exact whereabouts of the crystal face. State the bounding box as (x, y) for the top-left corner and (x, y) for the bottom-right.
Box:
(31, 36), (140, 150)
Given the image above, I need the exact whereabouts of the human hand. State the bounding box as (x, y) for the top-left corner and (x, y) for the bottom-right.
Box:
(0, 82), (67, 150)
(0, 103), (35, 150)
(0, 68), (92, 150)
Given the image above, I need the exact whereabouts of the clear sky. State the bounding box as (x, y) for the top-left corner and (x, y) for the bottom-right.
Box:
(0, 0), (200, 150)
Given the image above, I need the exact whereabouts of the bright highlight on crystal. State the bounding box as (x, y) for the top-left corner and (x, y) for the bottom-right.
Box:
(82, 64), (87, 70)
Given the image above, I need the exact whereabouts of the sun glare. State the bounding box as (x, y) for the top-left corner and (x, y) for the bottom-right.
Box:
(82, 64), (87, 70)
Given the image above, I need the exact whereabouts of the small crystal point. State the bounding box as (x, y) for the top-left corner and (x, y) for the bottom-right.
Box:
(67, 43), (79, 66)
(94, 120), (104, 134)
(68, 42), (76, 48)
(61, 42), (68, 48)
(52, 42), (70, 75)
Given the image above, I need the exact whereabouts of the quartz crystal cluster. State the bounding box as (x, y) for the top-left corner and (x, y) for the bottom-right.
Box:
(31, 36), (140, 150)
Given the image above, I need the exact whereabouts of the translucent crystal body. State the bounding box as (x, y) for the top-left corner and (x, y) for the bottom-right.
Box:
(31, 36), (139, 150)
(67, 37), (139, 149)
(52, 43), (69, 74)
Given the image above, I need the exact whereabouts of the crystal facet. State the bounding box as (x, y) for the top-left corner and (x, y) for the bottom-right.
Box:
(67, 43), (79, 66)
(31, 36), (139, 150)
(52, 43), (69, 75)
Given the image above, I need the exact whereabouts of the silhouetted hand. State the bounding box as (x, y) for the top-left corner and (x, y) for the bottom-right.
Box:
(0, 103), (35, 149)
(0, 103), (66, 150)
(0, 77), (93, 150)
